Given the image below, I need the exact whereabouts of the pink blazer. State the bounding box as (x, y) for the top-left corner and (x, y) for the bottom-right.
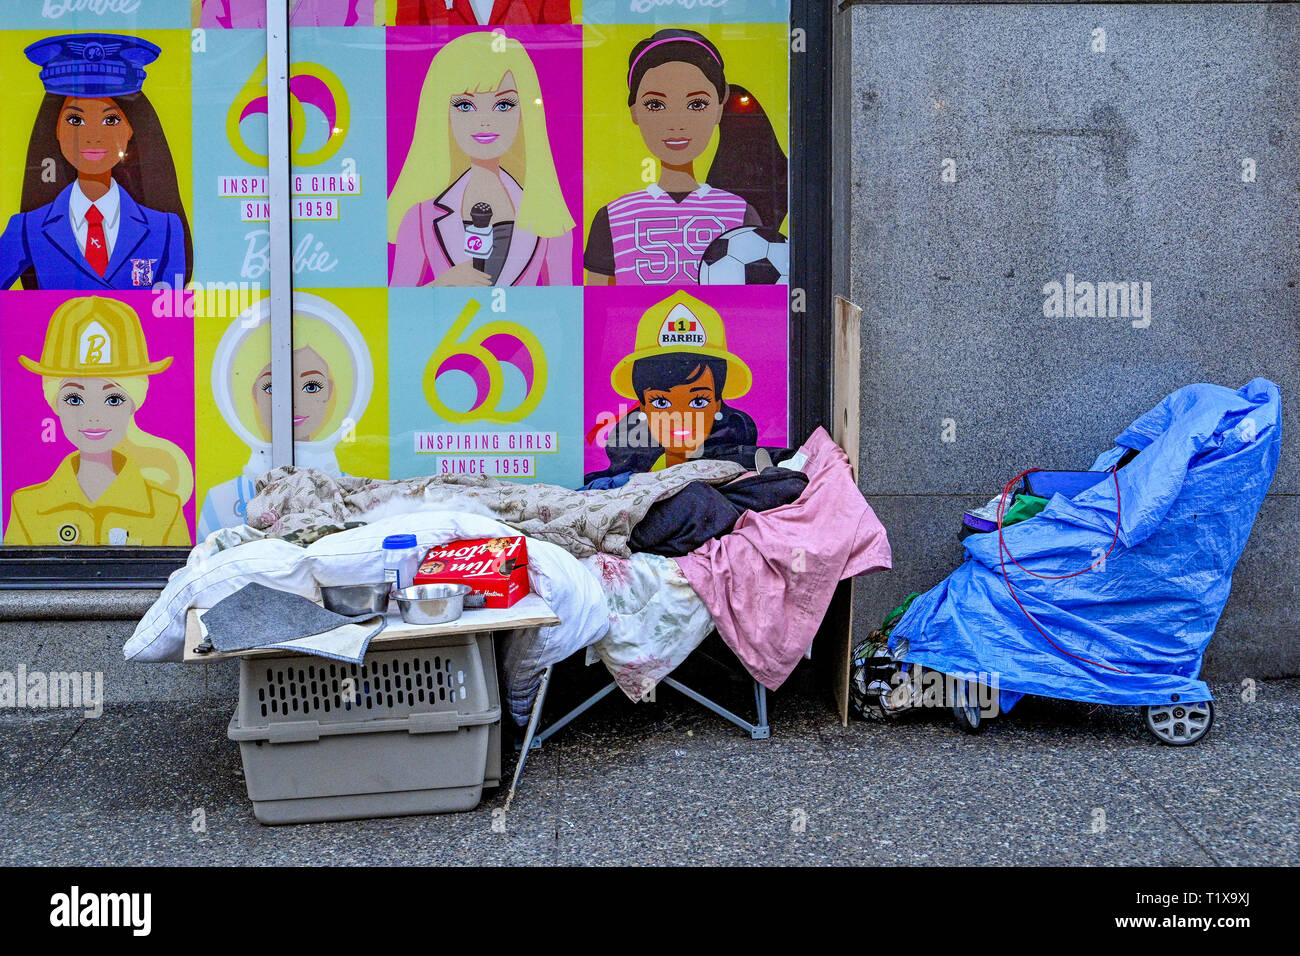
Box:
(390, 170), (574, 286)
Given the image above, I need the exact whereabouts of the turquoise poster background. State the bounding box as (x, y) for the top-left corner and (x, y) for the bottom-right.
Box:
(388, 287), (584, 487)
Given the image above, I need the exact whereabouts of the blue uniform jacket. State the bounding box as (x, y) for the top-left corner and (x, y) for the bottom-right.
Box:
(1, 182), (186, 290)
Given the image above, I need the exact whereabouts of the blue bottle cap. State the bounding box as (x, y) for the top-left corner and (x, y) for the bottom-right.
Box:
(382, 534), (418, 549)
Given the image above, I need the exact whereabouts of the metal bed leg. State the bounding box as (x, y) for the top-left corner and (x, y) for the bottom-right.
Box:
(506, 664), (552, 810)
(528, 680), (619, 750)
(662, 677), (771, 739)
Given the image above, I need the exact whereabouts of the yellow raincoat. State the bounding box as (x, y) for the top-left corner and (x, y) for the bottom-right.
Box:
(4, 451), (188, 546)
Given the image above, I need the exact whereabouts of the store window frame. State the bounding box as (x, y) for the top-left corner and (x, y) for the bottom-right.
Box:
(0, 0), (834, 589)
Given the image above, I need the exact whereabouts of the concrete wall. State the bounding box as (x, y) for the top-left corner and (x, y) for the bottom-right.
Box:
(833, 2), (1299, 679)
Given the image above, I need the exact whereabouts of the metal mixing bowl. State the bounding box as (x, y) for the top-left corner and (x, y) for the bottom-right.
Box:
(395, 583), (473, 625)
(319, 582), (391, 616)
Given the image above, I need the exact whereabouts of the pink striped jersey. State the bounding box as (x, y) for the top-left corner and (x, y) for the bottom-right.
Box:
(604, 183), (751, 285)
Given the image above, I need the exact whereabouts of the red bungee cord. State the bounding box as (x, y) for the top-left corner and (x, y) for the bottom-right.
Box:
(995, 467), (1130, 674)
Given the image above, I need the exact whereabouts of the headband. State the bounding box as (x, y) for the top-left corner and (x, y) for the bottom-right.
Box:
(627, 37), (721, 88)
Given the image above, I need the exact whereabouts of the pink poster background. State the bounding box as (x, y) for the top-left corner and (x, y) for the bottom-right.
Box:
(386, 25), (584, 284)
(0, 292), (197, 544)
(199, 0), (375, 28)
(582, 284), (789, 477)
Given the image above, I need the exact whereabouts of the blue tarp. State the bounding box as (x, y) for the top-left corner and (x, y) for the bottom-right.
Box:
(889, 379), (1282, 709)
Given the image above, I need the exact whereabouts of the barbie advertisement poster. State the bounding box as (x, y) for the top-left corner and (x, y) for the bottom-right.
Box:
(386, 25), (583, 287)
(0, 291), (196, 546)
(0, 5), (792, 549)
(582, 284), (787, 481)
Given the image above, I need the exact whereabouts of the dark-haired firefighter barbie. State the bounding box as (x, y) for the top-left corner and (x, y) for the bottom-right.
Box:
(584, 29), (788, 286)
(588, 290), (757, 481)
(0, 34), (191, 291)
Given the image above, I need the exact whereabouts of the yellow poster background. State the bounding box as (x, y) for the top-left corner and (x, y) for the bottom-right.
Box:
(194, 285), (390, 526)
(0, 29), (194, 292)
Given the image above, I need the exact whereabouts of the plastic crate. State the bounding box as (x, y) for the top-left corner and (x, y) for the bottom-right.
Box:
(228, 632), (502, 825)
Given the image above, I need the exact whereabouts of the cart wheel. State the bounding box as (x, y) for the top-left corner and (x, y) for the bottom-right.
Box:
(952, 678), (988, 735)
(1144, 700), (1214, 746)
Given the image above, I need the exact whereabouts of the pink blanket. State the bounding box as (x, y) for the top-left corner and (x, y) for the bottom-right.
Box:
(674, 428), (892, 689)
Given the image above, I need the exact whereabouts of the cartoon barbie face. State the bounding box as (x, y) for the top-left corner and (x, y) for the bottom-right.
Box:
(55, 376), (135, 453)
(640, 362), (722, 456)
(448, 71), (522, 162)
(252, 345), (334, 442)
(56, 96), (133, 177)
(631, 62), (723, 166)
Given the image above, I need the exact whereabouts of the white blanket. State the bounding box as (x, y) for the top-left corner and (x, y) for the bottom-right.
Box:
(124, 512), (611, 723)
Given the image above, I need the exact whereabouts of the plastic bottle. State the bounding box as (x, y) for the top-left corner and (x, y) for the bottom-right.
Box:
(382, 534), (421, 596)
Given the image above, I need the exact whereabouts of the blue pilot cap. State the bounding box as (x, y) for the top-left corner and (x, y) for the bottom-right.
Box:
(24, 33), (161, 98)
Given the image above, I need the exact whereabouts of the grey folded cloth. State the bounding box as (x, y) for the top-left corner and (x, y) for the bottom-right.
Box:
(198, 583), (385, 664)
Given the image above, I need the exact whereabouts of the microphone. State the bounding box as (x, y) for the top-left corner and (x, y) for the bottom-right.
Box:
(465, 202), (494, 271)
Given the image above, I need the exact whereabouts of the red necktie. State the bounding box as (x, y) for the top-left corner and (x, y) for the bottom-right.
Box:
(83, 204), (108, 276)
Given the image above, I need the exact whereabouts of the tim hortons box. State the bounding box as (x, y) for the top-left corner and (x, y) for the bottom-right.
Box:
(413, 536), (530, 608)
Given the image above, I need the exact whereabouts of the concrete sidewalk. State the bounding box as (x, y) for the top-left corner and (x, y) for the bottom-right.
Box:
(1, 674), (1295, 866)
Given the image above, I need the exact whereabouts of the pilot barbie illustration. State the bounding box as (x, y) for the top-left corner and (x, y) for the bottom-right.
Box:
(198, 292), (373, 538)
(584, 29), (788, 286)
(1, 34), (192, 292)
(4, 296), (193, 546)
(587, 290), (757, 482)
(389, 31), (575, 287)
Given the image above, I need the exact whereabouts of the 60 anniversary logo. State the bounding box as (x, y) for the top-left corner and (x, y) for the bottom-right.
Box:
(424, 301), (548, 426)
(226, 56), (350, 168)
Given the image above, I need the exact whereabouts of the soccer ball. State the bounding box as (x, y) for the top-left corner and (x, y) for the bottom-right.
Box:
(698, 226), (789, 285)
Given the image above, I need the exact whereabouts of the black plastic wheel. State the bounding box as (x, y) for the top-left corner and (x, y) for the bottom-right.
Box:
(1144, 700), (1214, 746)
(953, 701), (986, 734)
(952, 678), (989, 734)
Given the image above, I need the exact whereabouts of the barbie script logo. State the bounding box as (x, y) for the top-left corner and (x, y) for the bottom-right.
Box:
(42, 0), (142, 17)
(629, 0), (728, 12)
(241, 229), (338, 279)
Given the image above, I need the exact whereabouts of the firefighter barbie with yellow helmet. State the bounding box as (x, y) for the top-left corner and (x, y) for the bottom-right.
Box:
(4, 296), (192, 546)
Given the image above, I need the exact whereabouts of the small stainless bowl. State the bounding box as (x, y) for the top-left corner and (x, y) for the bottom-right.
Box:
(395, 583), (473, 625)
(320, 582), (391, 616)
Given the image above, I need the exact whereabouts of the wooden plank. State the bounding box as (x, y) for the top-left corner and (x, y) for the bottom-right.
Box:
(184, 592), (560, 663)
(830, 296), (863, 726)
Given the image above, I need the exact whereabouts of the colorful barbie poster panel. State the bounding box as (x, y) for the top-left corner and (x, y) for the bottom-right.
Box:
(387, 1), (577, 27)
(190, 24), (269, 285)
(582, 284), (787, 481)
(0, 2), (189, 31)
(0, 291), (196, 546)
(388, 286), (584, 486)
(0, 28), (194, 292)
(193, 26), (387, 287)
(287, 27), (389, 288)
(581, 0), (789, 26)
(194, 286), (388, 538)
(580, 22), (789, 287)
(197, 1), (384, 29)
(386, 26), (583, 287)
